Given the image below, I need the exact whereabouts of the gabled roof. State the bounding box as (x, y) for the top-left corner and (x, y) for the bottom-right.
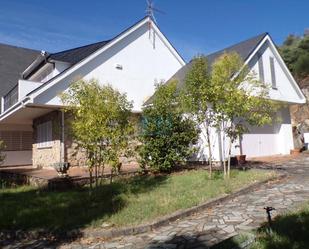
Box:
(0, 16), (186, 122)
(49, 40), (111, 64)
(0, 43), (40, 96)
(169, 33), (268, 90)
(26, 16), (185, 99)
(206, 33), (267, 66)
(144, 33), (268, 105)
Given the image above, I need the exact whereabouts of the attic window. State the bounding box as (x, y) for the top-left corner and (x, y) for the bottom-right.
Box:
(269, 57), (277, 89)
(257, 53), (264, 83)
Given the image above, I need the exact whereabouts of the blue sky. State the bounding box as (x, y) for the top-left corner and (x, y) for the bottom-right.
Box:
(1, 0), (308, 61)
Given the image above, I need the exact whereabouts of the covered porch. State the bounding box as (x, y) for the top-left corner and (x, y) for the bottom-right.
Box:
(0, 104), (58, 166)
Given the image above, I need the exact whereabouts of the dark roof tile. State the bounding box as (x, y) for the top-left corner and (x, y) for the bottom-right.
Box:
(48, 40), (111, 64)
(0, 43), (40, 96)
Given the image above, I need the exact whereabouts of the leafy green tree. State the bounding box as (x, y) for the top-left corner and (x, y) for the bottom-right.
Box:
(294, 53), (309, 77)
(61, 79), (133, 189)
(280, 34), (309, 79)
(211, 52), (280, 177)
(139, 81), (199, 173)
(182, 53), (279, 178)
(181, 56), (222, 178)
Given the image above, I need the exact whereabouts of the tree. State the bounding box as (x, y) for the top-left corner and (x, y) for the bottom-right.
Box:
(61, 79), (133, 189)
(181, 56), (222, 178)
(211, 52), (280, 178)
(294, 53), (309, 78)
(280, 34), (309, 79)
(139, 81), (199, 173)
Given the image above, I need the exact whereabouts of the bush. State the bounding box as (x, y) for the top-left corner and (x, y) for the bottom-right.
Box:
(139, 81), (199, 172)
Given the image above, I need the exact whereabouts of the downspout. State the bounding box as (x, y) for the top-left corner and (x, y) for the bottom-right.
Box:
(60, 109), (65, 163)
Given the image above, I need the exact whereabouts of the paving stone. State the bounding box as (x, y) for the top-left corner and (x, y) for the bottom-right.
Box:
(222, 225), (235, 233)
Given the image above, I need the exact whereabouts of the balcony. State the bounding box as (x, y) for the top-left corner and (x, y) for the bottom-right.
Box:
(2, 80), (42, 113)
(3, 85), (18, 112)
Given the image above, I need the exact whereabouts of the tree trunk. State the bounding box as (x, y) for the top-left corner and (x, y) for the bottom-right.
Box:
(221, 122), (227, 178)
(223, 158), (227, 178)
(110, 168), (113, 184)
(100, 163), (105, 185)
(227, 137), (232, 179)
(95, 164), (98, 189)
(205, 124), (212, 179)
(89, 167), (93, 194)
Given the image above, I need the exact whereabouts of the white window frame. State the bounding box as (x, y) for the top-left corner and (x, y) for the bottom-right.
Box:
(257, 53), (264, 83)
(37, 121), (52, 148)
(269, 56), (277, 89)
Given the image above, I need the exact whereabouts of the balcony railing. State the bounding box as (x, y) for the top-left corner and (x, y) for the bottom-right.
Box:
(3, 84), (18, 112)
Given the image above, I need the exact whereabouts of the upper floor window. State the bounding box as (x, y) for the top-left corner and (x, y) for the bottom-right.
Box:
(269, 57), (277, 89)
(257, 53), (264, 83)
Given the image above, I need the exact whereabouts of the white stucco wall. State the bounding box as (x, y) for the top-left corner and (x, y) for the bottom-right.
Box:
(194, 106), (294, 161)
(249, 40), (304, 103)
(33, 23), (184, 112)
(18, 80), (42, 100)
(54, 61), (70, 75)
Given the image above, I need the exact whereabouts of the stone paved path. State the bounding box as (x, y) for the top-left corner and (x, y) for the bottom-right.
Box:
(4, 155), (309, 249)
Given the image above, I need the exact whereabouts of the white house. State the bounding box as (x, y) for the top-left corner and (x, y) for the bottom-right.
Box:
(162, 33), (306, 161)
(0, 17), (305, 167)
(0, 16), (185, 167)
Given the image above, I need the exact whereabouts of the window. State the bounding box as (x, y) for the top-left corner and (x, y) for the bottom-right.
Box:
(0, 131), (33, 151)
(269, 57), (277, 89)
(37, 121), (52, 148)
(258, 53), (264, 83)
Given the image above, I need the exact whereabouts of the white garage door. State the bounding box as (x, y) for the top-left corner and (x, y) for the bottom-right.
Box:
(241, 124), (279, 157)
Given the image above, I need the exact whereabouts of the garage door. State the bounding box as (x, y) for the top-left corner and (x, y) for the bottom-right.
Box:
(241, 125), (279, 157)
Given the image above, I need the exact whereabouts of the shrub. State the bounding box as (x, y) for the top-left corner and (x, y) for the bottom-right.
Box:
(139, 81), (199, 172)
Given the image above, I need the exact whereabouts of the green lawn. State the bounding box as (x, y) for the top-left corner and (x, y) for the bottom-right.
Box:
(249, 202), (309, 249)
(0, 169), (274, 231)
(212, 202), (309, 249)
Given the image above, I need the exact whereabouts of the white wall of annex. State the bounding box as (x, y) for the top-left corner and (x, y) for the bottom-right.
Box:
(249, 41), (304, 104)
(194, 107), (293, 161)
(34, 23), (184, 112)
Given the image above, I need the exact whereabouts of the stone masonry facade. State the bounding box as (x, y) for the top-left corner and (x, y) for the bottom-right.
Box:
(32, 111), (142, 168)
(32, 111), (62, 168)
(32, 110), (88, 168)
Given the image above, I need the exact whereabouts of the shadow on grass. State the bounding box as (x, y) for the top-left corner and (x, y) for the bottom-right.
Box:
(0, 174), (167, 247)
(252, 207), (309, 249)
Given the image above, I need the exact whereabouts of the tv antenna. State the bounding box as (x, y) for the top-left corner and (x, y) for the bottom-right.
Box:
(146, 0), (165, 24)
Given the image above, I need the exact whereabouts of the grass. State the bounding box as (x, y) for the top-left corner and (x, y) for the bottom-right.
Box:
(250, 202), (309, 249)
(0, 169), (274, 231)
(216, 202), (309, 249)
